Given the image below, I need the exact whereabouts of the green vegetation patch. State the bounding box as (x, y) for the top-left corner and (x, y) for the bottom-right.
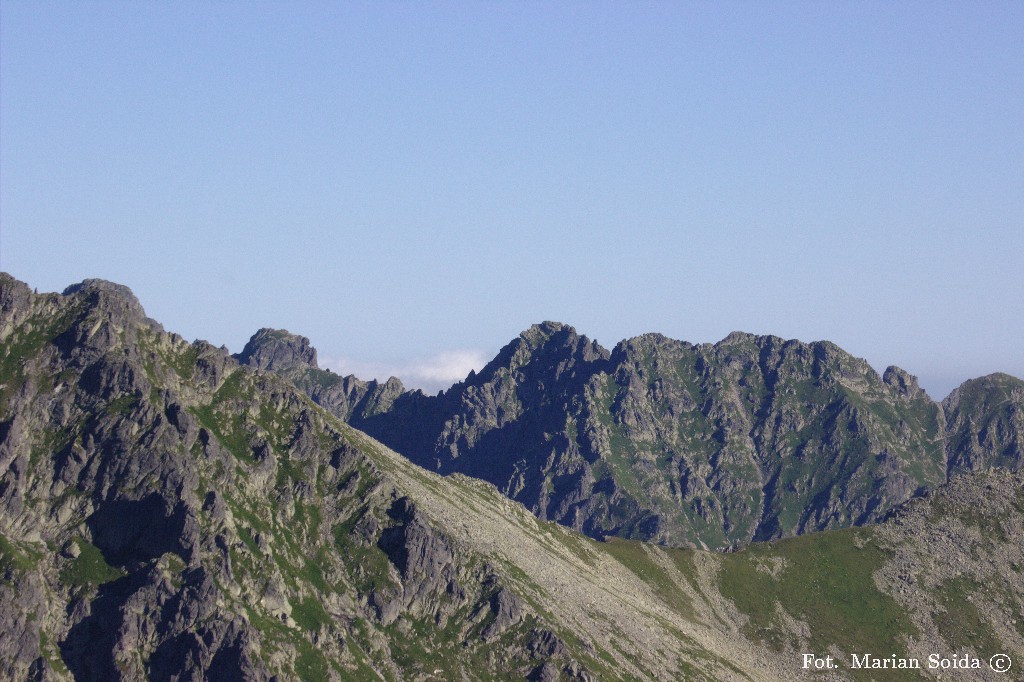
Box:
(0, 302), (86, 410)
(301, 367), (344, 391)
(39, 630), (70, 674)
(601, 537), (695, 620)
(293, 639), (331, 682)
(0, 532), (44, 580)
(106, 393), (140, 416)
(377, 607), (538, 682)
(291, 595), (331, 632)
(331, 516), (395, 594)
(166, 345), (199, 380)
(190, 372), (260, 464)
(59, 537), (124, 588)
(664, 546), (702, 593)
(299, 548), (331, 593)
(718, 527), (916, 668)
(242, 602), (332, 682)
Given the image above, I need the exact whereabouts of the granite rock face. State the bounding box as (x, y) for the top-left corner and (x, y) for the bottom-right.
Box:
(235, 327), (318, 372)
(0, 274), (598, 681)
(246, 322), (1022, 550)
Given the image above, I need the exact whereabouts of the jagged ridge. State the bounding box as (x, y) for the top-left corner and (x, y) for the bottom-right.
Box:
(244, 322), (1021, 550)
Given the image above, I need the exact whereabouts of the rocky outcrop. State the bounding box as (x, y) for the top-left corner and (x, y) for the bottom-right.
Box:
(234, 327), (318, 372)
(871, 468), (1024, 670)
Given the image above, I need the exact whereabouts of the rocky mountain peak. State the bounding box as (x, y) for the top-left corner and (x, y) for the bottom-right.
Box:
(472, 322), (609, 383)
(524, 321), (609, 361)
(942, 373), (1024, 475)
(615, 332), (677, 351)
(717, 330), (760, 346)
(943, 372), (1024, 411)
(610, 332), (692, 369)
(518, 320), (578, 347)
(883, 365), (926, 399)
(235, 328), (319, 372)
(60, 278), (148, 328)
(0, 273), (33, 329)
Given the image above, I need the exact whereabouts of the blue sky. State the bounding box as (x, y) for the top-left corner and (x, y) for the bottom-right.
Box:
(2, 1), (1022, 397)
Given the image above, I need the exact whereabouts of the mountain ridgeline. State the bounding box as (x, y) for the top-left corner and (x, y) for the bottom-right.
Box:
(241, 323), (1023, 550)
(0, 275), (693, 680)
(3, 274), (1024, 681)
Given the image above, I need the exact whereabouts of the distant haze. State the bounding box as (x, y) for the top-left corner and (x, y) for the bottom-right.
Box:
(2, 2), (1021, 402)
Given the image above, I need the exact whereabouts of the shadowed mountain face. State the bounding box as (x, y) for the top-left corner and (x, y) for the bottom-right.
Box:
(242, 323), (1022, 550)
(3, 273), (1023, 681)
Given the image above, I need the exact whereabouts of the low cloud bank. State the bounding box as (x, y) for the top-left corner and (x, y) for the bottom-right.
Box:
(320, 349), (489, 395)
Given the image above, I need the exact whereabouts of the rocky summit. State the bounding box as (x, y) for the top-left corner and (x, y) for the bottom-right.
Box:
(243, 322), (1022, 550)
(2, 273), (1023, 681)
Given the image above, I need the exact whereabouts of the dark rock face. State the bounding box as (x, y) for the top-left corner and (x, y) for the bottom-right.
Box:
(256, 322), (1022, 550)
(86, 494), (199, 566)
(480, 587), (524, 642)
(374, 496), (469, 624)
(883, 365), (926, 399)
(528, 628), (567, 658)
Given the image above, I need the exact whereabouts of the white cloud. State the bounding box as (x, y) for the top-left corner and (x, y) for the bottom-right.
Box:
(320, 349), (489, 395)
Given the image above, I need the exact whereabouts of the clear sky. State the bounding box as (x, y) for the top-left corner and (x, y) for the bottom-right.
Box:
(2, 1), (1022, 398)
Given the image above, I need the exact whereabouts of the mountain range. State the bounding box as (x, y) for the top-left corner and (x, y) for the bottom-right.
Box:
(1, 273), (1022, 681)
(239, 321), (1022, 550)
